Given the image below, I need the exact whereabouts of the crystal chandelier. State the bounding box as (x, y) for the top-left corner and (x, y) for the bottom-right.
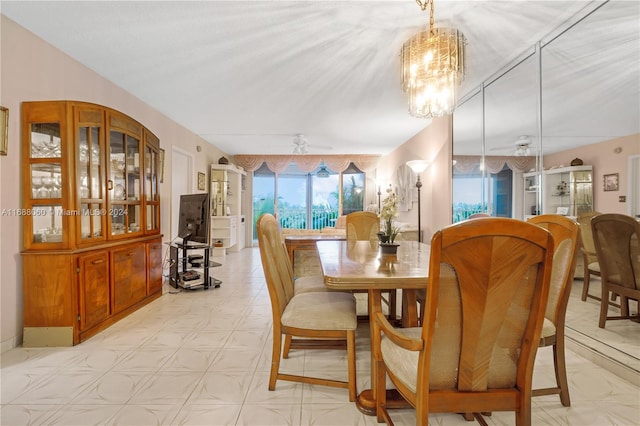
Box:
(401, 0), (466, 118)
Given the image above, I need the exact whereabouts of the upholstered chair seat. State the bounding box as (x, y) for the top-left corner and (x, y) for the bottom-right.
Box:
(281, 291), (357, 330)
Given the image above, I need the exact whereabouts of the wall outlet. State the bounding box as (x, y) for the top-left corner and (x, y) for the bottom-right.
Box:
(619, 196), (626, 202)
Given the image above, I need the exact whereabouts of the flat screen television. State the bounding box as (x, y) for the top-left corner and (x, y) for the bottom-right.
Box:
(177, 193), (210, 244)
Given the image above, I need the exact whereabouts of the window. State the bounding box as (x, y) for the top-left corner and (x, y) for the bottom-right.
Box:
(452, 162), (512, 222)
(251, 162), (365, 240)
(252, 164), (275, 240)
(341, 163), (365, 215)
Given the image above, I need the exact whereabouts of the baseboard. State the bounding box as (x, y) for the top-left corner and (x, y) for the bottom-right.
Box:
(566, 328), (640, 386)
(1, 335), (21, 354)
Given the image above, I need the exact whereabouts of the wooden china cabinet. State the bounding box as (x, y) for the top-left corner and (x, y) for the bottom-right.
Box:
(21, 101), (162, 346)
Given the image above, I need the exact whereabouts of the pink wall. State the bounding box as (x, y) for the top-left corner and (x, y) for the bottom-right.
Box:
(0, 16), (227, 351)
(377, 117), (453, 243)
(544, 134), (639, 214)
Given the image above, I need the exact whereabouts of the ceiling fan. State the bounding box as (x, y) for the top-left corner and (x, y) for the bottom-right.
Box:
(292, 134), (309, 154)
(290, 134), (336, 154)
(489, 136), (535, 156)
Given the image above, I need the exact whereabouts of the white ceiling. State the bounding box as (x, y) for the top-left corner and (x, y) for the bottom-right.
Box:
(2, 1), (638, 156)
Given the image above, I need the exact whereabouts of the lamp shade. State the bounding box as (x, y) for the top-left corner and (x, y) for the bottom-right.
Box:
(406, 160), (431, 174)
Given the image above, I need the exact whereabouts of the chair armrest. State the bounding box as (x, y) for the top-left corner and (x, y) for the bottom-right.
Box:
(373, 311), (423, 351)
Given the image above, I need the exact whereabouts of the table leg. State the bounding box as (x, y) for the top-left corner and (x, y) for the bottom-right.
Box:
(402, 289), (419, 328)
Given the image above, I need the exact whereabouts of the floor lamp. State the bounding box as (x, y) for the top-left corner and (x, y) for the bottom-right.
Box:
(406, 160), (430, 243)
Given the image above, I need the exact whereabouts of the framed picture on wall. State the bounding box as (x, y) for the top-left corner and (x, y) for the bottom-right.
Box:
(603, 173), (619, 191)
(197, 171), (206, 191)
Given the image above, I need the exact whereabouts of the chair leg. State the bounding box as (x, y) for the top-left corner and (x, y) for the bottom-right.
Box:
(599, 284), (609, 328)
(621, 296), (630, 317)
(553, 341), (571, 406)
(269, 331), (282, 391)
(581, 267), (590, 301)
(516, 394), (531, 426)
(375, 359), (387, 423)
(283, 334), (292, 358)
(347, 330), (357, 402)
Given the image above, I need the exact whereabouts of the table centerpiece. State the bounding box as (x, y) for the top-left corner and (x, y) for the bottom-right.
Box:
(378, 186), (401, 254)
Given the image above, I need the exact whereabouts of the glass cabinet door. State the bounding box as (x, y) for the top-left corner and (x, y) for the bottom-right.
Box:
(144, 142), (160, 233)
(29, 123), (64, 244)
(78, 122), (105, 242)
(572, 170), (593, 217)
(109, 130), (141, 236)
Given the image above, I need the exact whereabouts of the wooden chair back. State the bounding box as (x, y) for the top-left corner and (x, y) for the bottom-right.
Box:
(346, 211), (380, 242)
(577, 211), (601, 263)
(257, 214), (295, 313)
(592, 213), (640, 291)
(416, 218), (554, 424)
(527, 215), (580, 326)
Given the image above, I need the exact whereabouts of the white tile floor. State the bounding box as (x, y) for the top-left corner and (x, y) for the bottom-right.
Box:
(1, 247), (639, 425)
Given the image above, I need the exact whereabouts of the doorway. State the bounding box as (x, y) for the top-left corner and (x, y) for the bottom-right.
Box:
(171, 147), (193, 240)
(629, 154), (640, 219)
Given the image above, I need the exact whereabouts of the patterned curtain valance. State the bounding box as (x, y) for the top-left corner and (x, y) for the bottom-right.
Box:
(234, 154), (380, 173)
(453, 155), (536, 174)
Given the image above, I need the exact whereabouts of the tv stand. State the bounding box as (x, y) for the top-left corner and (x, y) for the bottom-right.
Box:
(169, 242), (222, 290)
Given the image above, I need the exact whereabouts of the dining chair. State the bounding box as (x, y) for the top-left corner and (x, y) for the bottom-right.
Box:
(372, 218), (554, 426)
(528, 215), (580, 406)
(346, 211), (380, 242)
(591, 213), (640, 328)
(256, 213), (358, 401)
(577, 211), (602, 301)
(345, 211), (397, 320)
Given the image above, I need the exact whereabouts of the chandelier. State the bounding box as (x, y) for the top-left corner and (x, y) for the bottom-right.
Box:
(401, 0), (466, 118)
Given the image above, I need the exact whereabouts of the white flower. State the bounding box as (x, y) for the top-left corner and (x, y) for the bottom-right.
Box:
(380, 187), (400, 243)
(380, 187), (398, 222)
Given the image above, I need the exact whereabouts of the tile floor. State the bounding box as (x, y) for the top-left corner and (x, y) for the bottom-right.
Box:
(1, 247), (639, 425)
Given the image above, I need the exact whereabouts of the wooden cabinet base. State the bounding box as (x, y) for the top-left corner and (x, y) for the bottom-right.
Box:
(77, 289), (161, 344)
(22, 236), (163, 346)
(23, 327), (74, 347)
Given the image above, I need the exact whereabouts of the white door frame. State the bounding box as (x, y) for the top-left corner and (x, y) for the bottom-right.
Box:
(628, 154), (640, 219)
(171, 146), (194, 240)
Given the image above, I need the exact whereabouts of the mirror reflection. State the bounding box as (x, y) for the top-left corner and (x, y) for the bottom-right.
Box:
(453, 1), (639, 368)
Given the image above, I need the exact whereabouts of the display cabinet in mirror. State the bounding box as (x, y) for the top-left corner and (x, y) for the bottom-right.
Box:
(21, 101), (162, 346)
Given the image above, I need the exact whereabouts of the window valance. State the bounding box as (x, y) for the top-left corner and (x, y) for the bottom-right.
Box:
(234, 154), (380, 173)
(453, 155), (536, 174)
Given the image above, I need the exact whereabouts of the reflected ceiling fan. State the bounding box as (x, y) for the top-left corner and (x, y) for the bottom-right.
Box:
(489, 135), (535, 156)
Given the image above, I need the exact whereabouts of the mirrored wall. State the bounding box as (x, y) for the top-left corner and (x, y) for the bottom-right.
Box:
(453, 0), (639, 368)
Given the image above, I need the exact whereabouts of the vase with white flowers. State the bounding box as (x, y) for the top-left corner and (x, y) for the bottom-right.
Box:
(378, 187), (401, 251)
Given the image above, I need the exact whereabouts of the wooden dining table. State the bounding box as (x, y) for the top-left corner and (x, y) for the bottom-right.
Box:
(316, 239), (430, 416)
(284, 234), (346, 269)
